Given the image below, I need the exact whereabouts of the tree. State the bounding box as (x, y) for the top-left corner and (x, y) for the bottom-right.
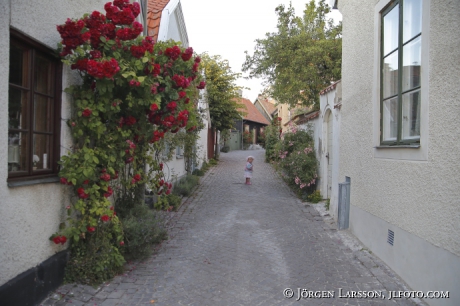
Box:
(200, 54), (243, 155)
(242, 0), (342, 108)
(201, 54), (243, 131)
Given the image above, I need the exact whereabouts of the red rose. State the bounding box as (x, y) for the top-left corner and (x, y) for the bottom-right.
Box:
(104, 186), (113, 198)
(150, 103), (159, 112)
(181, 47), (193, 61)
(164, 46), (181, 60)
(119, 241), (125, 246)
(125, 116), (137, 126)
(83, 180), (89, 185)
(113, 171), (119, 179)
(125, 157), (134, 164)
(60, 177), (68, 185)
(165, 189), (171, 195)
(151, 64), (161, 77)
(159, 179), (164, 186)
(100, 173), (111, 181)
(133, 174), (141, 181)
(101, 215), (110, 222)
(82, 108), (92, 117)
(87, 226), (96, 232)
(194, 56), (201, 63)
(52, 236), (61, 244)
(159, 163), (163, 170)
(178, 91), (186, 99)
(59, 236), (67, 244)
(184, 98), (190, 104)
(197, 81), (206, 89)
(167, 101), (177, 112)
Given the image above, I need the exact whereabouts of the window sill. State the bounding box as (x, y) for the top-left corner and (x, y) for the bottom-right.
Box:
(375, 145), (420, 149)
(8, 176), (60, 188)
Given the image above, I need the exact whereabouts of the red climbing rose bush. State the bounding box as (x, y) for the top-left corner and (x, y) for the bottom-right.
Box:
(52, 0), (205, 284)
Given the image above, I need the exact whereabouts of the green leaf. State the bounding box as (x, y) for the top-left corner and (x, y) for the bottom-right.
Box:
(93, 156), (99, 164)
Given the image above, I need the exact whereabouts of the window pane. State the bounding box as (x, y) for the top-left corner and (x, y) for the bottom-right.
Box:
(9, 87), (29, 129)
(8, 132), (28, 172)
(403, 0), (422, 43)
(383, 5), (399, 55)
(382, 51), (399, 98)
(34, 95), (53, 132)
(34, 55), (55, 95)
(33, 134), (51, 170)
(382, 97), (398, 142)
(9, 43), (28, 87)
(402, 90), (420, 140)
(402, 36), (421, 91)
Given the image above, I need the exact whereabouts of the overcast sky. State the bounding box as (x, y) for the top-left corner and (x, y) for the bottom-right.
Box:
(180, 0), (342, 102)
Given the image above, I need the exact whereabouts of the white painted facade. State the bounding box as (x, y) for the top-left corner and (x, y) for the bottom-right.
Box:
(155, 0), (208, 181)
(339, 1), (460, 305)
(319, 82), (342, 219)
(0, 0), (107, 287)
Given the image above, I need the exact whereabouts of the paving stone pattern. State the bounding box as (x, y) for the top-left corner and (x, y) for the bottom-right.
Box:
(41, 150), (424, 306)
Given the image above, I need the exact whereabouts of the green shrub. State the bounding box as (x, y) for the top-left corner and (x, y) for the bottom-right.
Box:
(221, 146), (230, 153)
(275, 129), (318, 195)
(154, 194), (182, 211)
(173, 174), (200, 197)
(121, 205), (167, 260)
(307, 190), (322, 203)
(192, 168), (205, 176)
(325, 198), (330, 210)
(64, 222), (125, 285)
(208, 158), (218, 166)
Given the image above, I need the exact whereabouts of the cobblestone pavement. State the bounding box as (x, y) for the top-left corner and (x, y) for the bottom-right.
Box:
(41, 150), (424, 306)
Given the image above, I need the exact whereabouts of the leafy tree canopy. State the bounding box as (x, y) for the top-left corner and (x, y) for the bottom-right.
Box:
(242, 0), (342, 108)
(200, 53), (244, 131)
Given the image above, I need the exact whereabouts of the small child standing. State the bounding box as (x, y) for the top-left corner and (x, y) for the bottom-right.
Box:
(244, 156), (254, 185)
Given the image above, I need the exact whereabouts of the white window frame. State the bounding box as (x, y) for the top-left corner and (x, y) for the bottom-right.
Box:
(373, 0), (430, 161)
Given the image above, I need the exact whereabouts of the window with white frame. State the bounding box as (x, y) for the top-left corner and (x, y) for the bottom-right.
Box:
(381, 0), (422, 145)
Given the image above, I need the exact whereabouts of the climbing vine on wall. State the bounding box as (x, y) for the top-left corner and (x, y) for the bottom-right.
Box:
(51, 0), (205, 284)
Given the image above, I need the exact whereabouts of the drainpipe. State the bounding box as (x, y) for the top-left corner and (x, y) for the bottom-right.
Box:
(241, 119), (244, 150)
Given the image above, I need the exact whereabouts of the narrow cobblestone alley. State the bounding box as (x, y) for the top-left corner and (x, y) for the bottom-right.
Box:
(42, 150), (423, 306)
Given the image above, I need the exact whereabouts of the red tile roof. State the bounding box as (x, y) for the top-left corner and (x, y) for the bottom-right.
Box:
(320, 80), (341, 95)
(146, 0), (170, 42)
(259, 98), (277, 116)
(237, 98), (270, 125)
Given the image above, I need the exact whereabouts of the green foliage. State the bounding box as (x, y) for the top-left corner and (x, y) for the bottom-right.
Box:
(154, 194), (182, 211)
(121, 205), (167, 260)
(220, 146), (230, 153)
(325, 198), (330, 210)
(54, 2), (204, 285)
(307, 190), (323, 203)
(257, 132), (266, 146)
(271, 126), (318, 196)
(208, 158), (218, 166)
(243, 0), (342, 108)
(200, 53), (243, 131)
(64, 220), (125, 285)
(242, 130), (254, 144)
(264, 118), (282, 162)
(172, 174), (200, 197)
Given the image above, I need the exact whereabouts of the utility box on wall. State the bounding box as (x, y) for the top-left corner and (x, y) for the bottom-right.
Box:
(338, 177), (350, 230)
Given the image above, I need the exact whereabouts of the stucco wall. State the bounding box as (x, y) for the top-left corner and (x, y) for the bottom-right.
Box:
(339, 0), (460, 294)
(319, 83), (342, 219)
(1, 0), (107, 287)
